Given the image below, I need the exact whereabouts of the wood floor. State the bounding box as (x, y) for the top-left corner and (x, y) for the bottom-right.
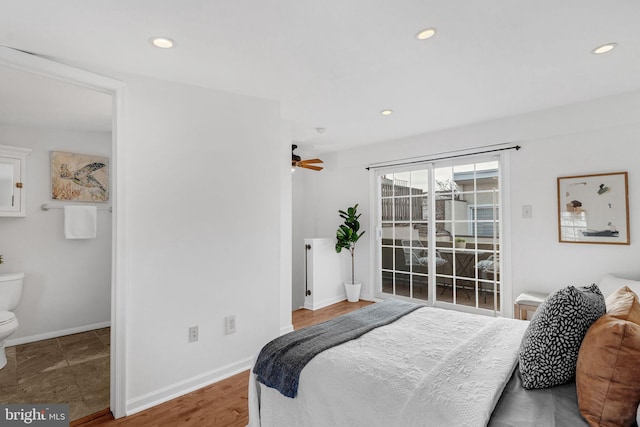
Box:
(73, 300), (373, 427)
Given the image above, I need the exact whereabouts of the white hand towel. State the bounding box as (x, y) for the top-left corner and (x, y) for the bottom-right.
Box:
(64, 205), (97, 239)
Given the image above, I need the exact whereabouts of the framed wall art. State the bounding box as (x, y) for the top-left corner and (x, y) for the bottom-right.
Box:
(51, 151), (109, 202)
(557, 171), (629, 245)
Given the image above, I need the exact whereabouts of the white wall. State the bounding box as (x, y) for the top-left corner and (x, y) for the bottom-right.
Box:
(510, 126), (640, 293)
(279, 122), (293, 334)
(293, 160), (371, 301)
(292, 163), (371, 305)
(292, 169), (310, 309)
(295, 90), (640, 313)
(0, 125), (112, 342)
(119, 75), (286, 413)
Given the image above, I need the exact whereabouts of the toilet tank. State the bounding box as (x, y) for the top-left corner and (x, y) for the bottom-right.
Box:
(0, 272), (24, 311)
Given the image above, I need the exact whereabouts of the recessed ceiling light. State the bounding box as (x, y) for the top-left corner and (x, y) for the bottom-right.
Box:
(415, 28), (437, 41)
(592, 43), (617, 55)
(150, 37), (175, 49)
(380, 109), (393, 116)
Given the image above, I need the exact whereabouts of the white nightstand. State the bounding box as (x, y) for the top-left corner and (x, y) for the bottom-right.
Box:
(514, 292), (549, 320)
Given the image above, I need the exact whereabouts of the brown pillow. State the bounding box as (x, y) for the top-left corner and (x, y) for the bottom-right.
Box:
(576, 286), (640, 427)
(606, 285), (640, 323)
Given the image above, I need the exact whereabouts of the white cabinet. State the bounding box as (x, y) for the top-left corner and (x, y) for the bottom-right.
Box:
(0, 145), (31, 217)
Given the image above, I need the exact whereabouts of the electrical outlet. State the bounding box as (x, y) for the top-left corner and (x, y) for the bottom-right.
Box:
(225, 315), (236, 335)
(189, 326), (198, 343)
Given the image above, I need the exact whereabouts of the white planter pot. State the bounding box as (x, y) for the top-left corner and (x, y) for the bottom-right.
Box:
(344, 281), (362, 302)
(455, 241), (466, 249)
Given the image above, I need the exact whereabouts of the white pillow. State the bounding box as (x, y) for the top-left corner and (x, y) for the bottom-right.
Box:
(637, 402), (640, 426)
(598, 274), (640, 298)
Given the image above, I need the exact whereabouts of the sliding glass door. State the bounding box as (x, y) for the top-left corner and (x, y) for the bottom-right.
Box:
(375, 157), (502, 315)
(379, 167), (431, 301)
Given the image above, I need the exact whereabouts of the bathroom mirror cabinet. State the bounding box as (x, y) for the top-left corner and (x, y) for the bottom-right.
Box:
(0, 145), (31, 217)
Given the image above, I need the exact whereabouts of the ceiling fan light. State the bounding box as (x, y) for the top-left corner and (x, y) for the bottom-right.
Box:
(380, 109), (393, 116)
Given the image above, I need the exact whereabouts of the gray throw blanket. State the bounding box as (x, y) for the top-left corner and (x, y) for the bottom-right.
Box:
(253, 299), (424, 398)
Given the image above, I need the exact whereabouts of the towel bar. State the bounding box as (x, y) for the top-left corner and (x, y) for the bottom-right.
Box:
(41, 203), (112, 212)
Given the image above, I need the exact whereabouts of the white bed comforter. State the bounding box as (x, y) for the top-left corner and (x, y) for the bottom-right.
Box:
(248, 306), (529, 427)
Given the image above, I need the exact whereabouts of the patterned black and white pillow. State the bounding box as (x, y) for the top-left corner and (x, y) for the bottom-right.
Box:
(518, 284), (605, 389)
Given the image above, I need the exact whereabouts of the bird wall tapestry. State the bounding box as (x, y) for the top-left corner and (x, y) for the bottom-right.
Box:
(51, 151), (109, 202)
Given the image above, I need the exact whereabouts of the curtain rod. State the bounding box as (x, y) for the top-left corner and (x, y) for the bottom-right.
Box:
(365, 144), (521, 171)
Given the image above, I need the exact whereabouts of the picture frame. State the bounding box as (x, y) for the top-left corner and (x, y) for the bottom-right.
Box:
(557, 172), (629, 245)
(51, 151), (109, 202)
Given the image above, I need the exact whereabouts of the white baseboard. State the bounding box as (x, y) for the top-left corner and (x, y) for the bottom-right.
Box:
(6, 321), (111, 347)
(303, 295), (346, 311)
(126, 356), (253, 416)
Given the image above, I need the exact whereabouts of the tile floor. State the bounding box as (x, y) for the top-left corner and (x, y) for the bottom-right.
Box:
(0, 328), (110, 421)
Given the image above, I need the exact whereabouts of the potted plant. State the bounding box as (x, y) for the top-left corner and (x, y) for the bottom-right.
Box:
(455, 237), (466, 249)
(335, 204), (365, 302)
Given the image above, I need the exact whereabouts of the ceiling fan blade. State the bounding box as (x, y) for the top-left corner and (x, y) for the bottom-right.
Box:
(299, 158), (323, 164)
(300, 164), (323, 171)
(292, 154), (324, 171)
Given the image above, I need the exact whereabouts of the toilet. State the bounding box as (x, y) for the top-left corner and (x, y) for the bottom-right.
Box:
(0, 272), (24, 369)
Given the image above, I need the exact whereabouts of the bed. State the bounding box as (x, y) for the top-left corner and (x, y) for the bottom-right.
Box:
(248, 278), (640, 427)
